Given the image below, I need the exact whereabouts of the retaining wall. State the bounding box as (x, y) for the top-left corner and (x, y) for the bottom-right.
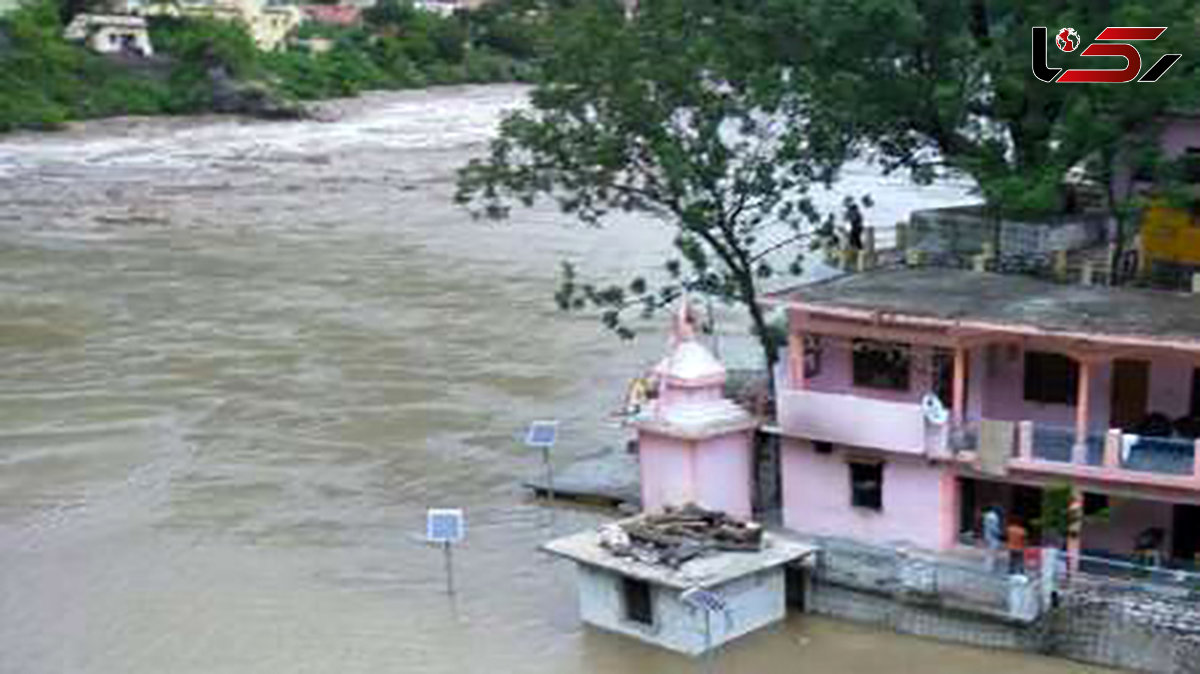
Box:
(806, 545), (1200, 673)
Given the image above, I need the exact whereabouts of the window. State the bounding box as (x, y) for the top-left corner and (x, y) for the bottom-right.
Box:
(852, 340), (911, 391)
(813, 440), (834, 455)
(1023, 351), (1078, 405)
(1192, 369), (1200, 417)
(849, 461), (883, 511)
(621, 577), (653, 625)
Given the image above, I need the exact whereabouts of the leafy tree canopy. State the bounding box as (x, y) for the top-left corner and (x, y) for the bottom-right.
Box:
(786, 0), (1200, 217)
(457, 0), (858, 375)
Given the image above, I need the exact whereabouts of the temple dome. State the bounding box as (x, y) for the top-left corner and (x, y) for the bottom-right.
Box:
(663, 340), (725, 385)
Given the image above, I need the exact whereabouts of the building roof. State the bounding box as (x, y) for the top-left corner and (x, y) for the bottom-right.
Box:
(543, 526), (816, 590)
(767, 268), (1200, 351)
(300, 4), (360, 24)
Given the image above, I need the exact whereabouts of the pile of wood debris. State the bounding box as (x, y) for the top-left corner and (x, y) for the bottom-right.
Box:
(597, 504), (764, 569)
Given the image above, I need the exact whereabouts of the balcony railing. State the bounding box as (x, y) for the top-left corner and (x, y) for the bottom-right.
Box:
(776, 388), (1200, 485)
(1120, 434), (1197, 476)
(776, 389), (931, 455)
(1011, 421), (1200, 485)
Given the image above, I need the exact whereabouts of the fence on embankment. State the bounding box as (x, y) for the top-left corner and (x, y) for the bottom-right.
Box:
(796, 534), (1200, 673)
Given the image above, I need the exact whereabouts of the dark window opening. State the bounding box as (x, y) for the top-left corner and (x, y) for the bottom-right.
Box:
(1023, 351), (1079, 405)
(813, 440), (833, 454)
(1191, 369), (1200, 418)
(852, 340), (911, 391)
(804, 335), (824, 379)
(1083, 493), (1109, 516)
(849, 461), (883, 511)
(932, 349), (953, 406)
(621, 577), (653, 625)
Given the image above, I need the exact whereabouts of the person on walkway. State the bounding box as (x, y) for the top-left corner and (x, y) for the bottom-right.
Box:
(982, 506), (1003, 573)
(1007, 519), (1028, 575)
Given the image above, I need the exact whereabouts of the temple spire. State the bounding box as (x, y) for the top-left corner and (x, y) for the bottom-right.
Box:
(670, 291), (696, 348)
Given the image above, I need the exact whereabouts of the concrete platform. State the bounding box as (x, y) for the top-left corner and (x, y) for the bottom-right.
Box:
(523, 445), (640, 508)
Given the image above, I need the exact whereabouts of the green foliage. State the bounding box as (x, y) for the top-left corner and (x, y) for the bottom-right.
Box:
(457, 0), (859, 375)
(0, 0), (169, 131)
(791, 0), (1200, 219)
(0, 0), (541, 133)
(1034, 482), (1109, 546)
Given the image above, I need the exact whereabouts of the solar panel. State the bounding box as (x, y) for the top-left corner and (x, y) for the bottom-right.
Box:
(426, 508), (464, 543)
(525, 420), (558, 448)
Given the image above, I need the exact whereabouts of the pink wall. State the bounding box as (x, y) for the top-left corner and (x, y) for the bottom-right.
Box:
(976, 342), (1108, 431)
(780, 438), (957, 551)
(693, 431), (753, 521)
(804, 338), (934, 405)
(1112, 117), (1200, 200)
(1081, 497), (1173, 557)
(638, 430), (753, 521)
(778, 389), (928, 455)
(798, 330), (1199, 433)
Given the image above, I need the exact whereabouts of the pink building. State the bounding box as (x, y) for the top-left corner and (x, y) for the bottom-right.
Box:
(765, 268), (1200, 569)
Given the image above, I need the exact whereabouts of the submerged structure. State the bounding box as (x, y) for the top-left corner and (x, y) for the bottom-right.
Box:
(544, 507), (814, 655)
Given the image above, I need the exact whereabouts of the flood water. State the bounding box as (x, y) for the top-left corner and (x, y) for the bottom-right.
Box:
(0, 85), (1103, 673)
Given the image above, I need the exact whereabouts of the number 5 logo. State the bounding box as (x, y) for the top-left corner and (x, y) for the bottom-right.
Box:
(1032, 26), (1182, 83)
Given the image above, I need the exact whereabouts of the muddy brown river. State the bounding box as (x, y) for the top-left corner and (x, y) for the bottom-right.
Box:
(0, 85), (1104, 673)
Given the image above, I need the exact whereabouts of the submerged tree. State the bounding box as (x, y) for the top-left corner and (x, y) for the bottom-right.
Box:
(456, 0), (855, 380)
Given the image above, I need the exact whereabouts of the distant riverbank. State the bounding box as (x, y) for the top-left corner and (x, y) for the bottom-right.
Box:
(0, 0), (538, 133)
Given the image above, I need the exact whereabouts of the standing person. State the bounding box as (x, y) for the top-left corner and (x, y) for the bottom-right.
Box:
(982, 506), (1003, 573)
(1007, 518), (1029, 575)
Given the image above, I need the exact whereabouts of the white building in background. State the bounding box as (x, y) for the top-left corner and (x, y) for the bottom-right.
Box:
(63, 13), (154, 56)
(411, 0), (487, 17)
(107, 0), (303, 51)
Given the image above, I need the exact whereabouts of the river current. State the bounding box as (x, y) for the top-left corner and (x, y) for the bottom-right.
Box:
(0, 85), (1102, 673)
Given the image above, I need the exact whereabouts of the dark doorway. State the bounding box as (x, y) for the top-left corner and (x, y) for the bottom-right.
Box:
(1011, 484), (1043, 545)
(785, 565), (807, 610)
(621, 577), (653, 625)
(1173, 504), (1200, 565)
(1111, 359), (1150, 430)
(959, 477), (978, 537)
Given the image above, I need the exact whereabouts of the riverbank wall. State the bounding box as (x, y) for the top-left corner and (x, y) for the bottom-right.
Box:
(799, 540), (1200, 674)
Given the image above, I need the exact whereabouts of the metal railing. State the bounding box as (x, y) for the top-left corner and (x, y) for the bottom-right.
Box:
(1119, 434), (1197, 476)
(1031, 424), (1077, 463)
(1062, 552), (1200, 598)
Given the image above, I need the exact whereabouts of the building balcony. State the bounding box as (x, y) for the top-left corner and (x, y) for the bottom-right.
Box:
(965, 420), (1200, 490)
(776, 387), (1200, 490)
(776, 388), (946, 456)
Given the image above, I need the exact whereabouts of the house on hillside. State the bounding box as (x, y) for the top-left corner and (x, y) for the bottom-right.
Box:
(63, 14), (154, 56)
(412, 0), (495, 16)
(765, 267), (1200, 571)
(300, 4), (360, 27)
(110, 0), (302, 51)
(1119, 113), (1200, 287)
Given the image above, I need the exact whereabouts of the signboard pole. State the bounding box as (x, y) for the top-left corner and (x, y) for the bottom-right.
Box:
(443, 540), (455, 596)
(543, 446), (554, 504)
